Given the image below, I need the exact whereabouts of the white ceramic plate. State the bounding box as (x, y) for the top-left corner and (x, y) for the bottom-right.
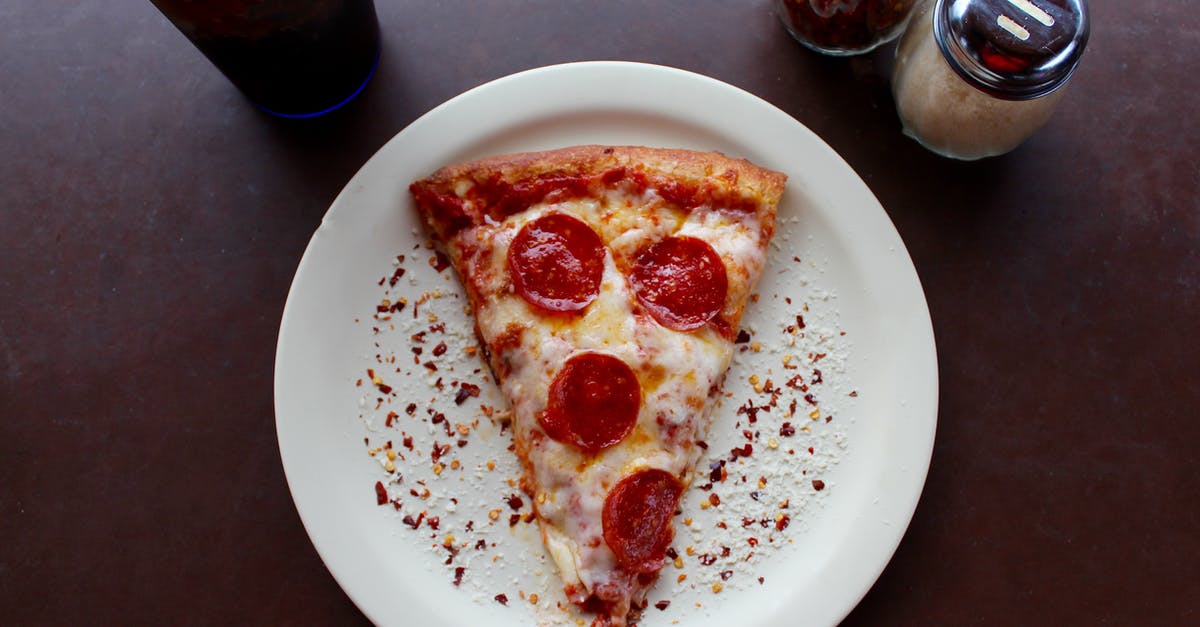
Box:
(275, 61), (937, 627)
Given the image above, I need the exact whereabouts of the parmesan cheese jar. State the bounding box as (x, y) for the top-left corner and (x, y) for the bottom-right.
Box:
(892, 0), (1089, 159)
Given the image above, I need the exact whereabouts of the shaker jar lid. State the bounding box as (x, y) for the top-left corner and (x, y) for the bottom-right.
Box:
(934, 0), (1090, 100)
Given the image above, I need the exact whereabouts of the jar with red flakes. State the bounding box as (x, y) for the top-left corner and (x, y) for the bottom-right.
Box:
(776, 0), (918, 56)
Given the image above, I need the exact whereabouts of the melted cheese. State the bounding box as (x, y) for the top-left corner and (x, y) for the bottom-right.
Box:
(458, 188), (767, 602)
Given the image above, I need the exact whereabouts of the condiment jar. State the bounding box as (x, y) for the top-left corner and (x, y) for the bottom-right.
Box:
(777, 0), (918, 56)
(892, 0), (1089, 159)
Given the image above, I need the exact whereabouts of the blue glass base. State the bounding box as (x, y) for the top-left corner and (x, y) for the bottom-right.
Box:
(254, 49), (381, 119)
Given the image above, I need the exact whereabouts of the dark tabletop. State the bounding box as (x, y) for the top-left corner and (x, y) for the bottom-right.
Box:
(2, 1), (1197, 625)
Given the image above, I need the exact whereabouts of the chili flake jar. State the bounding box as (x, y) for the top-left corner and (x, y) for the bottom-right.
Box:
(777, 0), (918, 56)
(892, 0), (1090, 159)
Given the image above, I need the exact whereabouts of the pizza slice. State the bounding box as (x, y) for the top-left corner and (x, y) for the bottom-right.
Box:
(409, 145), (785, 626)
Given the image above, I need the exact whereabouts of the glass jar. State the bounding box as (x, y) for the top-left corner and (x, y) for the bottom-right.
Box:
(777, 0), (918, 56)
(892, 0), (1090, 159)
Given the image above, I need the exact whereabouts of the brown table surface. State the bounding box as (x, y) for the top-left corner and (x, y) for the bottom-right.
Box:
(3, 1), (1197, 625)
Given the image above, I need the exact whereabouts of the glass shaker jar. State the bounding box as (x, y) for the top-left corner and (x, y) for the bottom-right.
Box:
(777, 0), (918, 56)
(892, 0), (1090, 159)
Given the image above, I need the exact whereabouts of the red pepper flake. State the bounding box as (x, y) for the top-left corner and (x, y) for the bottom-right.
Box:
(720, 546), (731, 558)
(423, 361), (438, 371)
(747, 537), (759, 547)
(405, 403), (417, 415)
(665, 547), (679, 560)
(402, 435), (414, 450)
(708, 460), (726, 482)
(474, 539), (487, 550)
(776, 515), (791, 531)
(431, 442), (451, 463)
(433, 342), (448, 357)
(749, 491), (761, 501)
(443, 544), (459, 565)
(812, 369), (823, 384)
(377, 383), (393, 394)
(780, 422), (796, 437)
(708, 493), (721, 507)
(494, 593), (509, 606)
(720, 570), (733, 581)
(792, 256), (801, 263)
(508, 514), (521, 527)
(374, 481), (388, 505)
(427, 516), (440, 530)
(455, 382), (481, 405)
(812, 479), (826, 491)
(385, 411), (398, 427)
(388, 267), (407, 287)
(411, 331), (427, 343)
(736, 399), (768, 424)
(730, 444), (753, 459)
(452, 566), (465, 586)
(402, 512), (425, 529)
(431, 251), (451, 273)
(735, 329), (751, 344)
(758, 576), (765, 584)
(655, 600), (671, 610)
(849, 390), (858, 397)
(698, 554), (717, 566)
(389, 300), (406, 313)
(804, 393), (817, 406)
(456, 439), (468, 448)
(795, 314), (806, 329)
(506, 494), (524, 510)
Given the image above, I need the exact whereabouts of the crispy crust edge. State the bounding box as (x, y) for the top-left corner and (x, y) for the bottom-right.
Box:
(410, 145), (787, 215)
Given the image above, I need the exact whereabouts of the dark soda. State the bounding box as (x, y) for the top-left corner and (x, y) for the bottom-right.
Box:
(152, 0), (380, 118)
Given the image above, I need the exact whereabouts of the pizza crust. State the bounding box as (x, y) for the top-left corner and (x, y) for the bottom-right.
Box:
(413, 144), (786, 204)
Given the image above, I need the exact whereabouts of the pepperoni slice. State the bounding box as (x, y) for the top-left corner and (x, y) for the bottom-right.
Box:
(507, 214), (606, 312)
(602, 469), (684, 574)
(539, 353), (640, 453)
(629, 236), (728, 331)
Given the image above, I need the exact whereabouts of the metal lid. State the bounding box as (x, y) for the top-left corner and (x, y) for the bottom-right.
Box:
(934, 0), (1090, 100)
